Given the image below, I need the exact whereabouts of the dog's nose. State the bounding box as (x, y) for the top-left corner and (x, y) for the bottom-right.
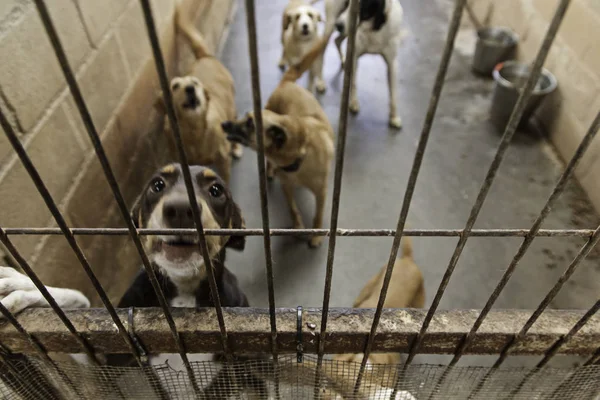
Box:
(302, 23), (308, 30)
(335, 22), (345, 33)
(221, 121), (233, 132)
(163, 198), (197, 228)
(185, 85), (195, 95)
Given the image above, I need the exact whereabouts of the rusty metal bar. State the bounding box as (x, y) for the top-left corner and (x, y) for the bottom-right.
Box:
(403, 0), (572, 372)
(450, 108), (600, 369)
(3, 308), (597, 355)
(467, 227), (600, 400)
(317, 0), (360, 397)
(243, 0), (280, 398)
(140, 3), (230, 395)
(33, 0), (181, 374)
(507, 299), (600, 399)
(324, 0), (468, 396)
(3, 227), (596, 237)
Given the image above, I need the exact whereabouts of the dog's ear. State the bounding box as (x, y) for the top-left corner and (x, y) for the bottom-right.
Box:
(226, 202), (246, 251)
(154, 91), (166, 114)
(267, 125), (287, 149)
(284, 12), (293, 31)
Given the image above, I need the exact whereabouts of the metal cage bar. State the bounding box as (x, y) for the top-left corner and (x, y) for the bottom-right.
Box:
(316, 0), (360, 397)
(348, 0), (469, 395)
(243, 0), (280, 398)
(506, 299), (600, 399)
(4, 227), (597, 237)
(2, 307), (597, 355)
(403, 0), (571, 371)
(140, 0), (225, 394)
(450, 107), (600, 366)
(31, 0), (173, 373)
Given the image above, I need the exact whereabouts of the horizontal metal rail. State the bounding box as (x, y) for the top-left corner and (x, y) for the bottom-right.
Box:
(3, 228), (595, 237)
(1, 308), (598, 355)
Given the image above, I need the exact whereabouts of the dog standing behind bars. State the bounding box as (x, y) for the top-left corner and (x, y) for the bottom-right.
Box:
(320, 237), (423, 399)
(154, 6), (242, 183)
(222, 32), (335, 248)
(315, 0), (406, 129)
(279, 0), (327, 94)
(0, 163), (268, 399)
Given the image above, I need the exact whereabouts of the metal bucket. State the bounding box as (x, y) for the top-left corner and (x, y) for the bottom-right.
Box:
(472, 27), (518, 76)
(490, 61), (557, 131)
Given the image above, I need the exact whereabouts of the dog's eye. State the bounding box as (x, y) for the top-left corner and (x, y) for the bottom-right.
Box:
(209, 183), (224, 198)
(308, 12), (313, 18)
(150, 178), (166, 193)
(171, 83), (180, 91)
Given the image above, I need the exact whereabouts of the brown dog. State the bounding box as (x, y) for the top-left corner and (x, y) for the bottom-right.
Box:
(321, 238), (424, 399)
(222, 33), (334, 248)
(155, 6), (241, 183)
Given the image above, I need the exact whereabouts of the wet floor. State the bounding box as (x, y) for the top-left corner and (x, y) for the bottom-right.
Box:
(217, 0), (600, 368)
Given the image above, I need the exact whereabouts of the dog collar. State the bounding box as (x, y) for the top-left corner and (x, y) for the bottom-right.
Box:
(279, 157), (304, 173)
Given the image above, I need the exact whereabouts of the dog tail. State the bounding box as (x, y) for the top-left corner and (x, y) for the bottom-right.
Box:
(175, 5), (212, 59)
(401, 236), (413, 259)
(280, 31), (332, 84)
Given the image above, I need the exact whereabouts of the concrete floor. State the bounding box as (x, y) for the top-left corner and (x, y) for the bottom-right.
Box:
(217, 0), (600, 368)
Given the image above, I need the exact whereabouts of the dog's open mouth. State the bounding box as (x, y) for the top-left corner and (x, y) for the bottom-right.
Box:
(182, 95), (200, 110)
(156, 237), (200, 261)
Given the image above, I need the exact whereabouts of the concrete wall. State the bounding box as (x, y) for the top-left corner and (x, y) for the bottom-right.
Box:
(469, 0), (600, 211)
(0, 0), (235, 305)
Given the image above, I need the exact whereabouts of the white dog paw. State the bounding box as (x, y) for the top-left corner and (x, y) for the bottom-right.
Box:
(316, 80), (326, 94)
(389, 116), (403, 129)
(349, 99), (360, 114)
(231, 143), (243, 159)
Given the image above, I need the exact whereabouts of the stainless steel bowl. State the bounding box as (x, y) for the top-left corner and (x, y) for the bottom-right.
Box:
(490, 60), (558, 130)
(472, 27), (518, 76)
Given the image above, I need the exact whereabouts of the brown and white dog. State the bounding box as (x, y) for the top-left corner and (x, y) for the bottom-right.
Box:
(0, 164), (266, 399)
(222, 33), (335, 248)
(155, 6), (242, 183)
(279, 0), (326, 94)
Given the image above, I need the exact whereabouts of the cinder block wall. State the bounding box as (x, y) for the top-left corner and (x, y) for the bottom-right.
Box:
(0, 0), (235, 305)
(470, 0), (600, 211)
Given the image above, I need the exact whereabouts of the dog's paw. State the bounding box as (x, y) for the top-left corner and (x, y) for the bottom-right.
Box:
(309, 236), (323, 248)
(231, 143), (243, 159)
(389, 116), (403, 129)
(278, 59), (286, 71)
(349, 99), (360, 114)
(316, 80), (326, 94)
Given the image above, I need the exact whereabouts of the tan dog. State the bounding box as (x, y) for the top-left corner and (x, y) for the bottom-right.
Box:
(155, 6), (241, 183)
(279, 0), (326, 94)
(322, 238), (424, 399)
(222, 33), (334, 248)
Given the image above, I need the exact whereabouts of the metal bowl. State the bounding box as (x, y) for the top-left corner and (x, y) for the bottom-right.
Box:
(490, 61), (558, 130)
(472, 27), (518, 76)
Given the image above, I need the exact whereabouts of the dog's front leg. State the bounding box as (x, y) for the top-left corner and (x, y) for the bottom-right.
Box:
(282, 182), (304, 229)
(384, 52), (402, 129)
(215, 152), (232, 184)
(309, 187), (327, 248)
(311, 54), (326, 94)
(349, 51), (360, 114)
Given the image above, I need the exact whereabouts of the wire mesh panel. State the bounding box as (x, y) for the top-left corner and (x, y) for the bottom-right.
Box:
(1, 356), (599, 400)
